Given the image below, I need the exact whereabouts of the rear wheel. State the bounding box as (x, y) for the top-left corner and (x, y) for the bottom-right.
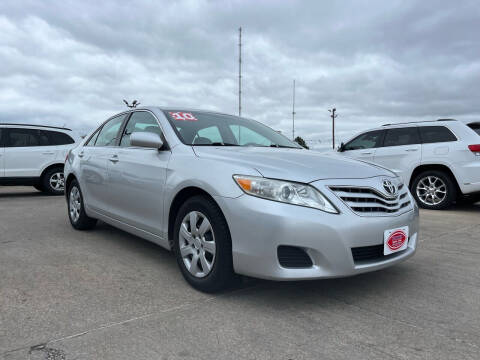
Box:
(411, 170), (456, 210)
(67, 179), (97, 230)
(42, 167), (65, 195)
(173, 195), (236, 293)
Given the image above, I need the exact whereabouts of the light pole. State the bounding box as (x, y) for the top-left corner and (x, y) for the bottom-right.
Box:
(328, 107), (338, 149)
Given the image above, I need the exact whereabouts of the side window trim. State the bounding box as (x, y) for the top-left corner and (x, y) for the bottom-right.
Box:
(116, 112), (133, 147)
(84, 127), (102, 147)
(376, 130), (386, 148)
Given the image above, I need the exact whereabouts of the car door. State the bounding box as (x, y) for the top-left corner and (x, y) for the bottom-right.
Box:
(339, 130), (384, 163)
(78, 114), (126, 214)
(373, 126), (422, 183)
(106, 111), (170, 237)
(0, 128), (4, 177)
(418, 126), (457, 164)
(3, 128), (54, 177)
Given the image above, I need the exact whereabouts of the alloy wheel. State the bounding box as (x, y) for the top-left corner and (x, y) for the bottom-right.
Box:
(69, 186), (81, 223)
(416, 176), (447, 206)
(49, 172), (65, 191)
(179, 211), (216, 278)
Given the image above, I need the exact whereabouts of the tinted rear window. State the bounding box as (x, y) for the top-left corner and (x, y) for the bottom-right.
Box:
(5, 128), (49, 147)
(45, 130), (75, 145)
(468, 123), (480, 135)
(419, 126), (457, 143)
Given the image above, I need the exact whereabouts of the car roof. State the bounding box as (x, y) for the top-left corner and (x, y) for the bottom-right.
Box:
(381, 119), (457, 127)
(134, 106), (236, 118)
(0, 123), (72, 131)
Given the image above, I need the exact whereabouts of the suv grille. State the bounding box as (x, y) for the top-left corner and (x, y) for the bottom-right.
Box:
(329, 184), (411, 216)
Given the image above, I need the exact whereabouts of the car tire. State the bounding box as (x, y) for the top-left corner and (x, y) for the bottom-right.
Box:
(67, 179), (97, 230)
(411, 170), (457, 210)
(173, 195), (236, 293)
(42, 167), (65, 195)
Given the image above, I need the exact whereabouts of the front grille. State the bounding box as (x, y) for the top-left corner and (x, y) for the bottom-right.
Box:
(351, 244), (406, 262)
(277, 246), (313, 268)
(329, 183), (411, 216)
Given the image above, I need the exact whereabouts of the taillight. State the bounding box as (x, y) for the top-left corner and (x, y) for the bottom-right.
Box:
(468, 144), (480, 155)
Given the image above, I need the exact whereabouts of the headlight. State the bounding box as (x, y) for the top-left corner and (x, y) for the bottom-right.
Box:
(233, 175), (338, 213)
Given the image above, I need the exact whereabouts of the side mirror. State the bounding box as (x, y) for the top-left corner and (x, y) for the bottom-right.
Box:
(130, 132), (164, 149)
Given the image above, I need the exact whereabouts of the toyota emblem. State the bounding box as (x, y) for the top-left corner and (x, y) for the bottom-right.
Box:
(382, 179), (397, 196)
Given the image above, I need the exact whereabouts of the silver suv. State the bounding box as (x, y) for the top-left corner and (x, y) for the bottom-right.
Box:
(338, 119), (480, 209)
(65, 107), (419, 292)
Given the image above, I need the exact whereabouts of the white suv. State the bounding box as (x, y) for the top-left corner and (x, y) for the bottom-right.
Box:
(338, 119), (480, 209)
(0, 124), (77, 195)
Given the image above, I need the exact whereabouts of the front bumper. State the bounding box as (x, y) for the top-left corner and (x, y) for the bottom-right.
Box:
(215, 191), (419, 281)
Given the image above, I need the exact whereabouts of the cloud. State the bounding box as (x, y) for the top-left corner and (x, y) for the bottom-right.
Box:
(0, 0), (479, 148)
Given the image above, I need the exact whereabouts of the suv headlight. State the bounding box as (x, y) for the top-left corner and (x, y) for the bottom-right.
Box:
(233, 175), (338, 213)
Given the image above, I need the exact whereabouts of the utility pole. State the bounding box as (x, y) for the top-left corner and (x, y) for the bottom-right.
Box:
(328, 107), (338, 149)
(292, 79), (296, 141)
(238, 27), (242, 117)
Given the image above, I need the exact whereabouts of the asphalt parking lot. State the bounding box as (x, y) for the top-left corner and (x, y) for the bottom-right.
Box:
(1, 187), (479, 360)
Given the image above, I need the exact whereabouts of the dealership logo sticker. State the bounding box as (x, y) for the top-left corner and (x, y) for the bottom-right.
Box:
(169, 112), (198, 121)
(384, 226), (408, 255)
(387, 230), (406, 250)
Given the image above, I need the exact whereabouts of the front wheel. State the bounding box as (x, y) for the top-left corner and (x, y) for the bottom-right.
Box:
(411, 170), (457, 210)
(67, 180), (97, 230)
(173, 195), (236, 293)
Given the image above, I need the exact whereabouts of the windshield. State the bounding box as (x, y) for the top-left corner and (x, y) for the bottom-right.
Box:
(163, 110), (301, 148)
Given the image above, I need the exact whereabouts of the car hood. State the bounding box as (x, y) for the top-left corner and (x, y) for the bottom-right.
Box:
(192, 146), (394, 183)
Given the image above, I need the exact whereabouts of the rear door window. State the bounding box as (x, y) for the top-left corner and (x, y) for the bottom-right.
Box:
(5, 128), (49, 147)
(383, 127), (420, 147)
(419, 126), (457, 143)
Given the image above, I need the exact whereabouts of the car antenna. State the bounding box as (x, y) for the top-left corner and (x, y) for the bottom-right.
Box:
(123, 99), (140, 108)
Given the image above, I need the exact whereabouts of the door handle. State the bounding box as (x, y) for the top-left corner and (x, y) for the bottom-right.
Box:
(78, 151), (84, 158)
(405, 148), (418, 152)
(42, 151), (55, 155)
(361, 152), (373, 155)
(109, 155), (119, 163)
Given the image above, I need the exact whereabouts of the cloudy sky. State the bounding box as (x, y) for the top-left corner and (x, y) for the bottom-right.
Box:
(1, 0), (479, 149)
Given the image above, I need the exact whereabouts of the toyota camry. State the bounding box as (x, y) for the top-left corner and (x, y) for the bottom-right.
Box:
(64, 107), (419, 292)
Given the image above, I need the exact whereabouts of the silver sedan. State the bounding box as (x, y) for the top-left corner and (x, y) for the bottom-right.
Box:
(64, 107), (419, 292)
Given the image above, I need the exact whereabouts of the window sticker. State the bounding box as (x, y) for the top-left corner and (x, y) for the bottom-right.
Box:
(169, 112), (198, 121)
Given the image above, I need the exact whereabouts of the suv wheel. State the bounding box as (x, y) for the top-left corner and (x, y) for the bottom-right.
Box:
(173, 195), (236, 293)
(411, 170), (457, 210)
(42, 167), (65, 195)
(67, 179), (97, 230)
